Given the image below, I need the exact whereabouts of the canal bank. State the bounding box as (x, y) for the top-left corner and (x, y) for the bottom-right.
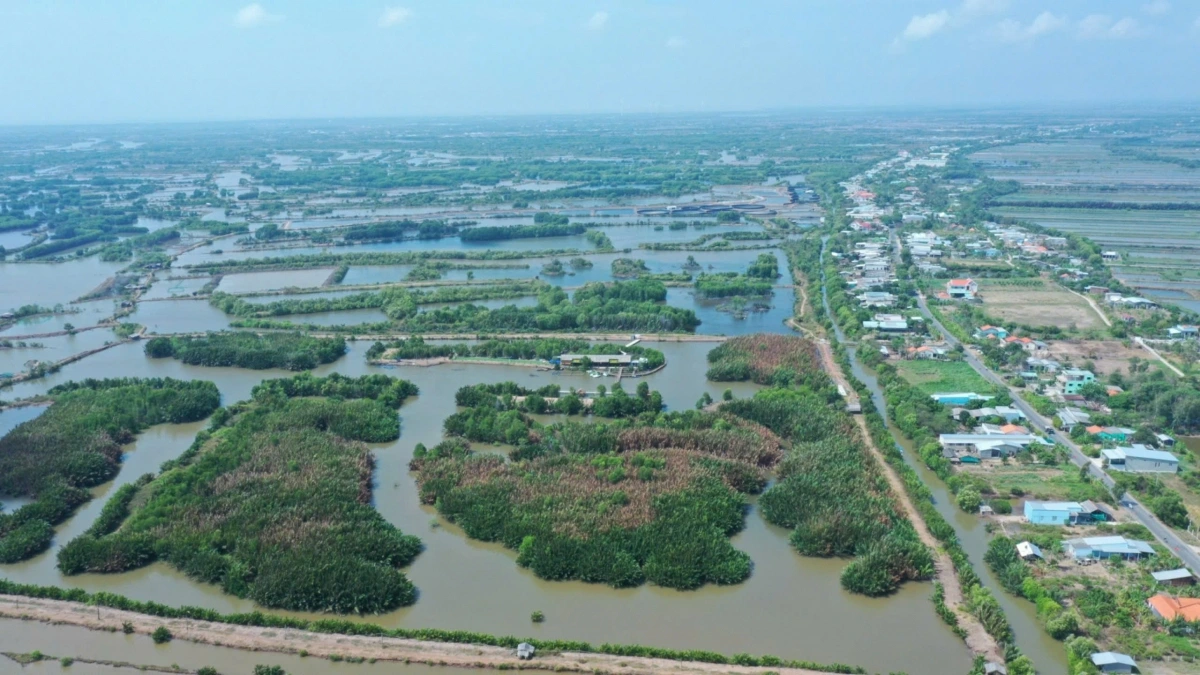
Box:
(816, 236), (1067, 674)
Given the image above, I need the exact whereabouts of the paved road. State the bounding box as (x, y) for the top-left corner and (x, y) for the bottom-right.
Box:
(911, 286), (1200, 575)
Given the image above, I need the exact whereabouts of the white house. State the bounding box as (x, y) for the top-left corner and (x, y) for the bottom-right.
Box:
(946, 278), (978, 300)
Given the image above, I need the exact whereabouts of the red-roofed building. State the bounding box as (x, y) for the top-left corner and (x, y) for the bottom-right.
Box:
(947, 279), (978, 300)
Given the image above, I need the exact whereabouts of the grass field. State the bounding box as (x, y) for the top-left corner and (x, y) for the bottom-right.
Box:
(976, 279), (1105, 331)
(958, 464), (1110, 503)
(894, 359), (991, 395)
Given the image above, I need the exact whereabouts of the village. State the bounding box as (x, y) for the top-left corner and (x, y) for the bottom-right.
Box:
(822, 144), (1200, 674)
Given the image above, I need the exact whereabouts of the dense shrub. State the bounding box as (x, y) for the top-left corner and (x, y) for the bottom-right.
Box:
(0, 379), (220, 563)
(55, 374), (422, 614)
(145, 332), (347, 370)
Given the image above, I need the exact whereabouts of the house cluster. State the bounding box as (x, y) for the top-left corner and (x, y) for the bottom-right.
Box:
(905, 231), (944, 259)
(1167, 324), (1199, 340)
(842, 241), (896, 289)
(1103, 293), (1159, 310)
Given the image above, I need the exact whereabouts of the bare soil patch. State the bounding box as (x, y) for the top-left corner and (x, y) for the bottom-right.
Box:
(1044, 339), (1149, 375)
(979, 284), (1105, 331)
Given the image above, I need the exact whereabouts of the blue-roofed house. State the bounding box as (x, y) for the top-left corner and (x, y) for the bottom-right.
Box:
(1065, 536), (1155, 561)
(1024, 501), (1084, 525)
(1091, 651), (1138, 673)
(930, 392), (992, 406)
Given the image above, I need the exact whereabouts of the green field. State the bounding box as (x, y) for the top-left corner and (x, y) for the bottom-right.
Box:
(894, 359), (991, 395)
(960, 465), (1109, 503)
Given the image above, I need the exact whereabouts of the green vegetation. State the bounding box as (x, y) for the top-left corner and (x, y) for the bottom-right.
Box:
(0, 578), (865, 674)
(227, 280), (698, 334)
(0, 378), (220, 563)
(611, 258), (651, 278)
(694, 254), (780, 299)
(151, 626), (173, 644)
(706, 333), (826, 388)
(569, 257), (593, 269)
(366, 336), (665, 370)
(56, 374), (422, 614)
(540, 258), (566, 276)
(460, 220), (584, 242)
(210, 281), (541, 319)
(413, 382), (787, 590)
(342, 219), (461, 242)
(144, 332), (347, 370)
(726, 388), (933, 596)
(894, 360), (992, 395)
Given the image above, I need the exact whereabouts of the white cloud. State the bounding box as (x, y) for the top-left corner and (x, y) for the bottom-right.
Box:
(665, 36), (686, 49)
(901, 10), (951, 41)
(1078, 14), (1144, 39)
(1142, 0), (1171, 16)
(960, 0), (1008, 15)
(994, 11), (1067, 43)
(586, 11), (608, 31)
(234, 3), (281, 28)
(379, 7), (412, 28)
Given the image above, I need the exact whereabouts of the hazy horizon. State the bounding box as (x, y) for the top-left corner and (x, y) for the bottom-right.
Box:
(2, 0), (1199, 126)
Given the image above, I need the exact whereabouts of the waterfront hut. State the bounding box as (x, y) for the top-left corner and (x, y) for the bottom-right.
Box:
(1091, 651), (1138, 673)
(517, 643), (536, 660)
(983, 663), (1007, 675)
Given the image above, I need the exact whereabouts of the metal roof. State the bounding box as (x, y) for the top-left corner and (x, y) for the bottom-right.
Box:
(1152, 569), (1194, 582)
(1102, 446), (1179, 463)
(1091, 652), (1137, 668)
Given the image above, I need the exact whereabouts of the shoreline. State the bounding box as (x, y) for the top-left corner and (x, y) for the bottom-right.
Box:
(0, 594), (841, 675)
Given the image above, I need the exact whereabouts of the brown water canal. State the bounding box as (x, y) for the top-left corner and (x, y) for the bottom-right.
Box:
(0, 340), (972, 674)
(1, 229), (975, 675)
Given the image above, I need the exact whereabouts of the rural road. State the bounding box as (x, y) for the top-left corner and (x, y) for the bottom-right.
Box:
(913, 291), (1200, 576)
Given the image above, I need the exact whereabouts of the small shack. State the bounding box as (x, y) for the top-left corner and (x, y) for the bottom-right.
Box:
(983, 663), (1007, 675)
(1016, 541), (1044, 562)
(1152, 568), (1195, 587)
(1091, 651), (1138, 673)
(517, 643), (536, 660)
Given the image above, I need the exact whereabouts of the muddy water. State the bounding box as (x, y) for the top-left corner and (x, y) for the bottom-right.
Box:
(0, 340), (969, 675)
(0, 619), (486, 675)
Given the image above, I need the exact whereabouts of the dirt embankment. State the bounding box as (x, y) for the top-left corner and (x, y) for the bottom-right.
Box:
(0, 595), (835, 675)
(810, 327), (1001, 661)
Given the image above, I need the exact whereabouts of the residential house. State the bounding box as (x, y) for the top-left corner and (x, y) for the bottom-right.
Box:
(1023, 501), (1085, 525)
(1101, 251), (1121, 261)
(969, 406), (1027, 423)
(1089, 426), (1135, 443)
(863, 314), (909, 332)
(859, 291), (896, 308)
(1044, 236), (1068, 249)
(1148, 594), (1200, 622)
(1168, 324), (1199, 340)
(1091, 652), (1138, 674)
(1064, 536), (1155, 561)
(974, 325), (1009, 340)
(1026, 357), (1060, 373)
(917, 263), (946, 275)
(1151, 569), (1195, 587)
(931, 392), (992, 406)
(1101, 445), (1179, 474)
(983, 662), (1008, 675)
(907, 345), (949, 360)
(1156, 434), (1176, 448)
(947, 278), (978, 300)
(1057, 407), (1092, 431)
(1004, 336), (1046, 353)
(940, 433), (1041, 459)
(1057, 369), (1096, 395)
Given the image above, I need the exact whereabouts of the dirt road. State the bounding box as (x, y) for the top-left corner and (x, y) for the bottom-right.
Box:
(0, 595), (836, 675)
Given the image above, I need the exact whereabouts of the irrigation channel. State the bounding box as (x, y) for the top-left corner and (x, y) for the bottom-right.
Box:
(817, 237), (1067, 674)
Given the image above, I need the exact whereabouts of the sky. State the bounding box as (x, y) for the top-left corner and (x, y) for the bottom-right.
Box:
(1, 0), (1198, 125)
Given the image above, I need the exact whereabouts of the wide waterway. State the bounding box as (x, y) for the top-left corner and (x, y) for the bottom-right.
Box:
(1, 224), (973, 675)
